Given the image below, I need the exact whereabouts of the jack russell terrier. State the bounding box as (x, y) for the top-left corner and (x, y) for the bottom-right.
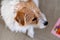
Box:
(1, 0), (48, 38)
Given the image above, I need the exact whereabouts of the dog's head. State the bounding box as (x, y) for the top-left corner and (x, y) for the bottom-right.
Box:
(14, 0), (48, 27)
(15, 7), (38, 26)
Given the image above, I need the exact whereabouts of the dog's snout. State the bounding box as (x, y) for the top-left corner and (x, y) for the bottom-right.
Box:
(44, 21), (48, 25)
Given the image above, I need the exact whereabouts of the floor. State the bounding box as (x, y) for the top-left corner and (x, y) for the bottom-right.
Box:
(0, 0), (60, 40)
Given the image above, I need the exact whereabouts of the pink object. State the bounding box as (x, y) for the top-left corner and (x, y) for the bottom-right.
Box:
(51, 18), (60, 38)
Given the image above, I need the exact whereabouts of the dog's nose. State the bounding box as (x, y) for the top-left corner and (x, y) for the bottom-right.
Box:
(44, 21), (48, 25)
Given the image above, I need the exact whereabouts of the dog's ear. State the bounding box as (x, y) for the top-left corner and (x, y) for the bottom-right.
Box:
(15, 11), (25, 26)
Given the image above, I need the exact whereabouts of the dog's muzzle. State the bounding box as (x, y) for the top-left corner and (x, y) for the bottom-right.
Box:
(44, 21), (48, 25)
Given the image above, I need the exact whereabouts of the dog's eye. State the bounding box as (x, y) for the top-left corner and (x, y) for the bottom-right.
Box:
(32, 17), (37, 21)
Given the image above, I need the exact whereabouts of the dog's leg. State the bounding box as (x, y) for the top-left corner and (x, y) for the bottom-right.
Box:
(27, 26), (34, 38)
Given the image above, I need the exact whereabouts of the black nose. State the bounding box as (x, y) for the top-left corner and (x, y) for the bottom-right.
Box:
(44, 21), (48, 25)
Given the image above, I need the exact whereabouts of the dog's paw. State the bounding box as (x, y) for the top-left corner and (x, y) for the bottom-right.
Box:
(28, 31), (34, 38)
(27, 27), (34, 38)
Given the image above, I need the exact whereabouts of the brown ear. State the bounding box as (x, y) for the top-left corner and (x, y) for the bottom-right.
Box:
(15, 11), (25, 26)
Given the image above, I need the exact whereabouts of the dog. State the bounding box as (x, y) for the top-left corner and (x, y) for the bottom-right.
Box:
(1, 0), (48, 38)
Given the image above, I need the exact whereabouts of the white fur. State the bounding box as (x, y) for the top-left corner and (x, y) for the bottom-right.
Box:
(1, 0), (47, 38)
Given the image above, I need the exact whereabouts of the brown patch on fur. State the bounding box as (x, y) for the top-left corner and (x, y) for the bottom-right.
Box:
(15, 11), (25, 25)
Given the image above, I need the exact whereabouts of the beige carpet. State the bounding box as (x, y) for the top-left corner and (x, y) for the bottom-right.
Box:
(0, 0), (60, 40)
